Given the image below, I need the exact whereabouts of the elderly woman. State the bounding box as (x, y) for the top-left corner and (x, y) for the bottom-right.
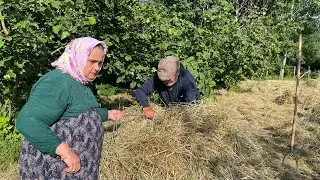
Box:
(16, 37), (123, 179)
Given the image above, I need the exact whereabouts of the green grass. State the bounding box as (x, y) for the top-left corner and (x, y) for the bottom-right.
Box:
(0, 139), (21, 172)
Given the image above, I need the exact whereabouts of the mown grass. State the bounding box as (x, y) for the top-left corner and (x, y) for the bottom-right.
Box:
(100, 79), (320, 179)
(1, 79), (320, 180)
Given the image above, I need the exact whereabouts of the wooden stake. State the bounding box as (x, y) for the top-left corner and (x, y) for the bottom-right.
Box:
(290, 33), (302, 153)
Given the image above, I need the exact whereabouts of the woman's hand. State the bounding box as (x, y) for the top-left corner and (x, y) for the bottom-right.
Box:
(56, 142), (81, 173)
(108, 110), (123, 121)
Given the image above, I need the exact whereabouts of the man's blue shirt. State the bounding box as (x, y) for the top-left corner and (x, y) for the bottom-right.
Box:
(134, 69), (200, 107)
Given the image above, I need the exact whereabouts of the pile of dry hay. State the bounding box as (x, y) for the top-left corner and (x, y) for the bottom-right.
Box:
(99, 80), (320, 180)
(100, 104), (266, 179)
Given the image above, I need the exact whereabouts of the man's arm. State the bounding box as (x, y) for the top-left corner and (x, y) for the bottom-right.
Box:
(182, 70), (200, 102)
(134, 76), (156, 107)
(134, 76), (159, 119)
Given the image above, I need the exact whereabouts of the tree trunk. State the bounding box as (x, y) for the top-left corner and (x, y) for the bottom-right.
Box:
(280, 52), (287, 79)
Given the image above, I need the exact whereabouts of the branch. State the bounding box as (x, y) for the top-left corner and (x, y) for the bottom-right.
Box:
(50, 46), (64, 55)
(0, 10), (9, 36)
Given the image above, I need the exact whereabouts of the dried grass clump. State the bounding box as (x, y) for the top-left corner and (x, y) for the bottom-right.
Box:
(307, 104), (320, 124)
(100, 103), (270, 179)
(304, 79), (319, 88)
(274, 90), (293, 105)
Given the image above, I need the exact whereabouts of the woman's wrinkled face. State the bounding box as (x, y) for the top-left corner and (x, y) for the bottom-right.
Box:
(83, 46), (105, 81)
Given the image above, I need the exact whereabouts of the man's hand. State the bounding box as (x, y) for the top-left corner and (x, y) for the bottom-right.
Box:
(108, 110), (123, 121)
(143, 107), (155, 119)
(56, 142), (80, 173)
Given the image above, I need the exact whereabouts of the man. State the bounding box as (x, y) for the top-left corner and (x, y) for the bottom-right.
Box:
(134, 56), (200, 119)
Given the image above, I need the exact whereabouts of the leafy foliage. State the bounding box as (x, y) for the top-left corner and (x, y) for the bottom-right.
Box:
(0, 116), (22, 141)
(303, 31), (320, 69)
(0, 0), (319, 123)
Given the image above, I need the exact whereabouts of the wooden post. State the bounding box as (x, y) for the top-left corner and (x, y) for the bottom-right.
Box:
(293, 66), (296, 78)
(308, 66), (310, 79)
(290, 33), (302, 153)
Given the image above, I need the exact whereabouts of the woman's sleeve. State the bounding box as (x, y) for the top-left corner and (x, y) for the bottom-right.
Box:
(97, 108), (108, 121)
(16, 74), (70, 157)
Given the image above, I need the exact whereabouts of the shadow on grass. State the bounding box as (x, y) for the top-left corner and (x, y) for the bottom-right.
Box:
(98, 91), (136, 110)
(258, 125), (320, 180)
(101, 97), (135, 109)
